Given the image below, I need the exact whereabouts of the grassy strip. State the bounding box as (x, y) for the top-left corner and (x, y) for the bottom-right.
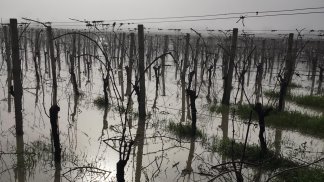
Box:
(167, 121), (205, 139)
(209, 103), (324, 138)
(236, 104), (324, 138)
(211, 138), (324, 181)
(211, 138), (296, 169)
(93, 96), (108, 109)
(264, 90), (324, 109)
(93, 96), (126, 112)
(292, 95), (324, 109)
(289, 82), (302, 88)
(209, 104), (229, 114)
(274, 168), (324, 182)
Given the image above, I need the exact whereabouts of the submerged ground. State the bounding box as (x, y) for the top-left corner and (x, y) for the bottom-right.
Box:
(0, 29), (324, 182)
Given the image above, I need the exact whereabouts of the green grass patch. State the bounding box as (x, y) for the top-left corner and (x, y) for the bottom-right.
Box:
(211, 138), (296, 169)
(275, 168), (324, 182)
(292, 95), (324, 109)
(210, 138), (324, 181)
(236, 104), (324, 138)
(289, 82), (302, 88)
(209, 104), (230, 114)
(207, 101), (324, 138)
(167, 121), (205, 139)
(93, 96), (109, 109)
(264, 90), (324, 109)
(113, 105), (126, 113)
(264, 90), (282, 98)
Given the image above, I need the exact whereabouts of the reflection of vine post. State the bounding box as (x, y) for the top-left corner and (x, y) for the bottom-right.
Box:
(182, 136), (195, 177)
(221, 107), (229, 164)
(50, 105), (61, 163)
(16, 135), (25, 182)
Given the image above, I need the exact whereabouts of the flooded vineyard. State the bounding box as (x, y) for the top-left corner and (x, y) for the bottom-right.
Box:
(0, 20), (324, 182)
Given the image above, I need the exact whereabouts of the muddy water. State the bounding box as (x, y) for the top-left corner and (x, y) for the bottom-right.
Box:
(0, 42), (323, 182)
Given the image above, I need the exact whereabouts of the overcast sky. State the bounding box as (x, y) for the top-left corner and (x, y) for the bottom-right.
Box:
(1, 0), (324, 32)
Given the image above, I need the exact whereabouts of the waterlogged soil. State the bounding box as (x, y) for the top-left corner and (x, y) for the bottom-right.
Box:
(0, 46), (324, 182)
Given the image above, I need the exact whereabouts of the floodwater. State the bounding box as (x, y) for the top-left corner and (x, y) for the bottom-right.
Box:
(0, 31), (324, 182)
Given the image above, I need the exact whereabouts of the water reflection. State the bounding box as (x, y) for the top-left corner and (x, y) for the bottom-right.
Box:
(134, 123), (145, 182)
(0, 28), (324, 182)
(16, 135), (25, 182)
(274, 129), (282, 155)
(103, 106), (109, 131)
(71, 94), (80, 123)
(54, 161), (61, 182)
(220, 107), (229, 164)
(181, 136), (196, 180)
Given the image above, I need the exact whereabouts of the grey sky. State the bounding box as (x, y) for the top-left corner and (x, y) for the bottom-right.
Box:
(1, 0), (324, 32)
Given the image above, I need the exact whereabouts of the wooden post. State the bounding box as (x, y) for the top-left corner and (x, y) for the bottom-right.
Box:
(268, 39), (276, 84)
(146, 36), (153, 81)
(174, 37), (180, 80)
(138, 24), (146, 127)
(134, 24), (146, 182)
(70, 34), (79, 96)
(126, 33), (135, 96)
(199, 46), (205, 84)
(255, 39), (265, 104)
(112, 34), (117, 69)
(152, 65), (160, 109)
(83, 35), (87, 76)
(206, 65), (213, 102)
(246, 39), (253, 86)
(55, 39), (61, 76)
(47, 26), (58, 105)
(311, 41), (320, 95)
(44, 42), (48, 74)
(77, 33), (81, 88)
(24, 30), (28, 71)
(47, 35), (52, 78)
(318, 66), (324, 94)
(10, 19), (24, 136)
(3, 26), (12, 112)
(119, 33), (126, 101)
(46, 26), (61, 163)
(181, 34), (190, 123)
(161, 35), (168, 96)
(194, 37), (201, 90)
(222, 28), (238, 105)
(187, 71), (197, 136)
(116, 33), (122, 70)
(278, 33), (294, 112)
(33, 30), (41, 92)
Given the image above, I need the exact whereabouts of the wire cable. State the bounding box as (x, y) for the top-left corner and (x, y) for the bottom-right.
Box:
(135, 11), (324, 24)
(40, 6), (324, 23)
